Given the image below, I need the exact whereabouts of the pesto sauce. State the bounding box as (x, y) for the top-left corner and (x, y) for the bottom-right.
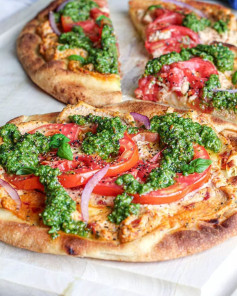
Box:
(0, 124), (88, 238)
(202, 74), (237, 111)
(144, 43), (234, 75)
(70, 114), (127, 159)
(60, 0), (98, 22)
(59, 24), (119, 74)
(35, 166), (88, 238)
(108, 193), (140, 224)
(182, 13), (211, 32)
(116, 113), (221, 195)
(182, 13), (228, 34)
(0, 124), (50, 174)
(213, 20), (228, 34)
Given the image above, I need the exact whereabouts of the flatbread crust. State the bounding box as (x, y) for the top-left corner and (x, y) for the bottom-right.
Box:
(1, 100), (237, 262)
(129, 0), (237, 51)
(16, 0), (122, 107)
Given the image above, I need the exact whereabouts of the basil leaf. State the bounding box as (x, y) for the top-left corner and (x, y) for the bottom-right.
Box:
(182, 158), (212, 175)
(68, 55), (86, 64)
(148, 5), (162, 10)
(194, 158), (212, 173)
(57, 142), (73, 160)
(50, 134), (70, 149)
(16, 167), (36, 175)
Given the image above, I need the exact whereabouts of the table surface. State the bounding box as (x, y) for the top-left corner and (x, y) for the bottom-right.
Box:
(1, 1), (237, 296)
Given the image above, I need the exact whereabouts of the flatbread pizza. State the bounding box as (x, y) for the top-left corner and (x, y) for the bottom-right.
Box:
(135, 42), (237, 123)
(0, 101), (237, 262)
(129, 0), (237, 57)
(17, 0), (121, 107)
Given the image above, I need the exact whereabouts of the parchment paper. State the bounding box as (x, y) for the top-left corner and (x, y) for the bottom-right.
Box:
(0, 0), (237, 295)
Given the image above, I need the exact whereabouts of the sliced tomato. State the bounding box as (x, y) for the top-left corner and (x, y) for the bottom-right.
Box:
(146, 25), (200, 56)
(61, 15), (96, 32)
(58, 135), (139, 187)
(5, 174), (44, 191)
(132, 144), (211, 204)
(146, 8), (184, 30)
(29, 123), (82, 141)
(90, 7), (109, 20)
(93, 176), (124, 196)
(145, 8), (198, 56)
(134, 75), (160, 101)
(160, 57), (218, 96)
(9, 135), (139, 190)
(84, 145), (211, 205)
(135, 58), (218, 103)
(93, 163), (141, 196)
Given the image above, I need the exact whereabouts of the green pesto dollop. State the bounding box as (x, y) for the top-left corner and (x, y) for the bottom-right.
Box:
(70, 114), (127, 159)
(213, 20), (228, 34)
(108, 193), (140, 224)
(59, 24), (119, 74)
(0, 124), (87, 238)
(60, 0), (98, 22)
(35, 165), (88, 238)
(202, 74), (237, 111)
(144, 43), (234, 75)
(116, 113), (221, 195)
(144, 52), (184, 75)
(182, 13), (211, 32)
(0, 124), (50, 174)
(182, 13), (228, 34)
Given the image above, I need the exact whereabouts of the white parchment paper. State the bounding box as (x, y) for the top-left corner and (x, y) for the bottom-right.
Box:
(1, 1), (237, 295)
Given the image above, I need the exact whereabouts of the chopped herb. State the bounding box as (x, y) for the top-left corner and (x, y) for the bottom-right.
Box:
(108, 193), (140, 224)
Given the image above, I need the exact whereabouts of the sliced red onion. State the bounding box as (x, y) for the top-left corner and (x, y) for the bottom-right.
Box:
(49, 11), (61, 36)
(56, 0), (74, 12)
(0, 178), (21, 210)
(212, 89), (237, 94)
(161, 0), (206, 18)
(130, 112), (150, 129)
(81, 165), (109, 222)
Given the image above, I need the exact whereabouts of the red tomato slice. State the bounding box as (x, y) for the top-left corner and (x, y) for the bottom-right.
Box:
(146, 8), (184, 31)
(146, 25), (200, 56)
(29, 123), (82, 141)
(132, 144), (211, 204)
(61, 15), (96, 33)
(58, 135), (139, 187)
(90, 7), (109, 20)
(93, 176), (124, 196)
(5, 174), (44, 191)
(135, 58), (218, 102)
(161, 57), (218, 95)
(9, 135), (139, 190)
(84, 145), (211, 205)
(93, 164), (141, 196)
(61, 15), (102, 42)
(134, 75), (160, 101)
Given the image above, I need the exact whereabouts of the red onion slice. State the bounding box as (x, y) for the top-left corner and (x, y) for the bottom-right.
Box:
(81, 165), (109, 222)
(212, 89), (237, 94)
(160, 0), (206, 18)
(49, 11), (61, 36)
(130, 112), (151, 129)
(0, 178), (21, 210)
(56, 0), (74, 12)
